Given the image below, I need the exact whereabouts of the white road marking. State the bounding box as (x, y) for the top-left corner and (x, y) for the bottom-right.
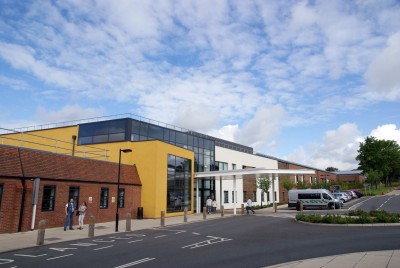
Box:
(125, 234), (146, 237)
(70, 243), (98, 247)
(114, 258), (155, 268)
(192, 232), (200, 235)
(93, 245), (114, 251)
(154, 235), (166, 239)
(49, 247), (77, 252)
(14, 254), (47, 258)
(127, 239), (143, 244)
(92, 239), (115, 243)
(108, 236), (131, 240)
(182, 236), (232, 249)
(46, 254), (73, 260)
(0, 259), (14, 264)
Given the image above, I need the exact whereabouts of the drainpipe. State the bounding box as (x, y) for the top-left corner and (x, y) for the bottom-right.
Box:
(17, 148), (26, 232)
(72, 135), (77, 156)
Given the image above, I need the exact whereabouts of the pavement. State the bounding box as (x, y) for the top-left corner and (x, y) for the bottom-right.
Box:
(1, 192), (400, 268)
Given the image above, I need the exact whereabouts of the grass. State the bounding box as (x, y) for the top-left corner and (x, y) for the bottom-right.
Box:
(363, 186), (393, 196)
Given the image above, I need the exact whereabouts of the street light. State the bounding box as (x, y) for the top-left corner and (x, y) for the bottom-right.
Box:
(116, 148), (132, 232)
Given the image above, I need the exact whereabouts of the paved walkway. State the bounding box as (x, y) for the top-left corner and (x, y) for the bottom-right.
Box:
(1, 199), (399, 268)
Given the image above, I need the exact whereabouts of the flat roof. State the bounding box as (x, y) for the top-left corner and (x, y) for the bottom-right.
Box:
(195, 168), (315, 179)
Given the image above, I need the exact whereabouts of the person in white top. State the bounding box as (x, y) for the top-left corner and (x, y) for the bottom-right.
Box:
(77, 201), (87, 230)
(212, 199), (217, 213)
(247, 198), (255, 214)
(206, 197), (213, 214)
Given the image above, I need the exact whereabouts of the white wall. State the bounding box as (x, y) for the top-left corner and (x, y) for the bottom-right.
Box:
(214, 147), (279, 210)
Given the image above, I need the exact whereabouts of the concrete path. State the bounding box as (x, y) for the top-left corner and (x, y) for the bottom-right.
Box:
(1, 200), (399, 268)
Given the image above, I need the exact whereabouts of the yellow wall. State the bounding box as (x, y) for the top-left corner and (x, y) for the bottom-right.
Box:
(1, 126), (195, 218)
(132, 140), (194, 218)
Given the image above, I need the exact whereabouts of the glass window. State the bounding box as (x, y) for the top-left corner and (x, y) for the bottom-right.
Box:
(93, 135), (108, 143)
(100, 188), (109, 209)
(0, 184), (3, 208)
(131, 120), (140, 134)
(169, 130), (176, 143)
(166, 155), (192, 213)
(253, 191), (257, 202)
(163, 129), (170, 142)
(69, 186), (80, 209)
(243, 191), (246, 202)
(42, 185), (56, 212)
(261, 192), (265, 202)
(176, 132), (187, 144)
(232, 163), (236, 170)
(148, 124), (163, 140)
(140, 122), (148, 136)
(109, 133), (125, 142)
(232, 191), (235, 203)
(224, 191), (229, 203)
(118, 188), (125, 208)
(267, 192), (270, 202)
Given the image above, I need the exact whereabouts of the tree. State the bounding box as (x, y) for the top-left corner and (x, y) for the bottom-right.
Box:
(281, 178), (294, 202)
(326, 167), (338, 172)
(257, 177), (271, 207)
(356, 136), (400, 186)
(365, 170), (382, 189)
(296, 181), (308, 189)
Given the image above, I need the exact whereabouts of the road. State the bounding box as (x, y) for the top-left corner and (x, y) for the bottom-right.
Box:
(1, 214), (400, 268)
(348, 195), (400, 213)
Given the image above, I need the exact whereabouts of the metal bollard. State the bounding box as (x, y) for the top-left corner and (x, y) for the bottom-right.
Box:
(36, 220), (46, 245)
(203, 207), (207, 219)
(126, 213), (131, 232)
(88, 216), (95, 238)
(221, 205), (224, 217)
(184, 208), (188, 223)
(161, 211), (165, 227)
(241, 204), (245, 215)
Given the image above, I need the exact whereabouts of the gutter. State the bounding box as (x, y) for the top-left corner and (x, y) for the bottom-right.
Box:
(17, 148), (26, 232)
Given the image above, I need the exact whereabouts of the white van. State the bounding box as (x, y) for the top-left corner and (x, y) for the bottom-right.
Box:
(288, 189), (340, 209)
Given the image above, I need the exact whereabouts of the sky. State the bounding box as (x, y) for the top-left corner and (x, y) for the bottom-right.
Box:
(1, 0), (400, 171)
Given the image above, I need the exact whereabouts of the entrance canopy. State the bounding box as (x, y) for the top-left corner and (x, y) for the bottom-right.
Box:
(194, 168), (315, 214)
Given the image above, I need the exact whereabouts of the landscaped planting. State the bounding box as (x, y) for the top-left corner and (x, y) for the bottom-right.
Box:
(296, 210), (400, 224)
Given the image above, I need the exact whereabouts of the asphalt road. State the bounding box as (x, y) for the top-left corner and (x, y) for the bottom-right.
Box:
(1, 214), (400, 268)
(349, 195), (400, 213)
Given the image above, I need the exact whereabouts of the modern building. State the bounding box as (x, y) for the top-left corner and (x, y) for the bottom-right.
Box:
(1, 114), (320, 230)
(334, 170), (365, 184)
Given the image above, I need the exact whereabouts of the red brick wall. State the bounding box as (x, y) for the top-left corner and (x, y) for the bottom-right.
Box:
(0, 145), (141, 233)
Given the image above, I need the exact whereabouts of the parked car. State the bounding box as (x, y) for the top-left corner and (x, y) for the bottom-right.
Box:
(351, 190), (364, 198)
(343, 190), (357, 199)
(334, 192), (351, 203)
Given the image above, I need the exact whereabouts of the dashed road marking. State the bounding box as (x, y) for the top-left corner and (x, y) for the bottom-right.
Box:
(14, 254), (47, 258)
(114, 258), (155, 267)
(93, 245), (114, 251)
(154, 235), (166, 239)
(46, 254), (73, 260)
(182, 236), (232, 249)
(127, 240), (143, 244)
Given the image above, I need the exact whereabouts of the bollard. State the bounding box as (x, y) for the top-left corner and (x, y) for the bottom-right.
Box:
(126, 213), (131, 232)
(274, 202), (277, 213)
(88, 216), (95, 238)
(221, 205), (224, 217)
(36, 220), (46, 246)
(241, 204), (245, 215)
(203, 207), (207, 219)
(160, 211), (165, 227)
(184, 208), (188, 223)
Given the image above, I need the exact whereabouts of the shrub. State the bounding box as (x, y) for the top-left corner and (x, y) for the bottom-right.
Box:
(296, 210), (400, 224)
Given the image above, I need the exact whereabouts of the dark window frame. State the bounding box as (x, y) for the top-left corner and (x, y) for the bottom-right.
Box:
(224, 191), (229, 203)
(100, 188), (109, 209)
(68, 186), (80, 210)
(41, 185), (56, 212)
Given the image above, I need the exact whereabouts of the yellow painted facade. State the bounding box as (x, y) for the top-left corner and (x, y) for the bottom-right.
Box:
(1, 126), (195, 218)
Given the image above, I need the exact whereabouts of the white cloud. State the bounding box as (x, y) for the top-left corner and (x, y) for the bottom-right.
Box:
(287, 123), (362, 170)
(35, 105), (104, 124)
(234, 105), (286, 152)
(364, 32), (400, 100)
(370, 124), (400, 144)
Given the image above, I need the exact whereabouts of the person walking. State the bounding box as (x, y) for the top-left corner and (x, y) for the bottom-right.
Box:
(64, 198), (75, 231)
(247, 198), (255, 214)
(77, 201), (87, 230)
(212, 199), (217, 213)
(206, 197), (213, 214)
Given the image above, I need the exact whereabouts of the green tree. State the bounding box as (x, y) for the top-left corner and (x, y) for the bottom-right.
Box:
(326, 167), (339, 172)
(257, 177), (271, 207)
(365, 170), (383, 189)
(356, 136), (400, 186)
(296, 181), (308, 189)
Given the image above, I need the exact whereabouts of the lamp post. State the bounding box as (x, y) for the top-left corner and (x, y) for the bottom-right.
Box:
(116, 148), (132, 232)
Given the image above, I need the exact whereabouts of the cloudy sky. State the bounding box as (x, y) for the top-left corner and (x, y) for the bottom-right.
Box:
(1, 0), (399, 171)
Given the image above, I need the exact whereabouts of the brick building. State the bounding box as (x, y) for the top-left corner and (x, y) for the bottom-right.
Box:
(0, 145), (141, 234)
